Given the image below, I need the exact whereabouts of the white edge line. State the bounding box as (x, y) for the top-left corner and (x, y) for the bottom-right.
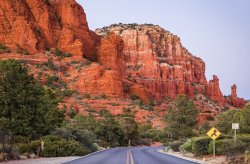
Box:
(156, 149), (202, 164)
(61, 149), (110, 164)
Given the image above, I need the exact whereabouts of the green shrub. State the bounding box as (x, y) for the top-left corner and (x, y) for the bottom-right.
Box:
(149, 99), (155, 107)
(84, 93), (91, 99)
(45, 47), (50, 51)
(54, 48), (62, 57)
(54, 48), (72, 58)
(208, 138), (250, 156)
(141, 104), (154, 111)
(46, 75), (59, 86)
(0, 43), (7, 50)
(208, 140), (223, 155)
(34, 28), (41, 35)
(42, 58), (58, 71)
(206, 115), (215, 121)
(12, 136), (29, 144)
(111, 103), (119, 106)
(63, 53), (72, 58)
(169, 141), (184, 152)
(101, 94), (107, 99)
(192, 137), (211, 156)
(85, 108), (96, 113)
(17, 140), (41, 154)
(41, 135), (88, 157)
(140, 129), (165, 142)
(0, 43), (11, 53)
(123, 85), (130, 92)
(180, 140), (192, 153)
(62, 89), (75, 97)
(131, 94), (140, 100)
(66, 109), (77, 118)
(44, 0), (50, 6)
(238, 134), (250, 146)
(212, 139), (247, 156)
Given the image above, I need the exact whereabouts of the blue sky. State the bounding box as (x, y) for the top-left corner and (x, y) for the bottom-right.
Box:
(77, 0), (250, 99)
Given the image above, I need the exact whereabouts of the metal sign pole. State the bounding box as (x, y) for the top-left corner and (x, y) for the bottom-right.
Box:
(207, 127), (221, 157)
(213, 140), (215, 157)
(234, 129), (237, 147)
(232, 123), (239, 156)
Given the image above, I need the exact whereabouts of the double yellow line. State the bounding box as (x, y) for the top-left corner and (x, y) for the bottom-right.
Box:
(126, 149), (134, 164)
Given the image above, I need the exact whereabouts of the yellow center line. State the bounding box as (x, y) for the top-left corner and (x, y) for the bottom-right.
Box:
(128, 149), (134, 164)
(129, 150), (134, 164)
(126, 148), (135, 164)
(126, 150), (130, 164)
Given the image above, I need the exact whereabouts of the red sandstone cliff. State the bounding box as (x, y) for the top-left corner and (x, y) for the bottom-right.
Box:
(0, 0), (98, 59)
(0, 0), (246, 125)
(94, 24), (246, 106)
(96, 24), (223, 102)
(0, 0), (247, 127)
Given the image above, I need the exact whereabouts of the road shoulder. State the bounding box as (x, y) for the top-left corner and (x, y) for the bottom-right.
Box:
(158, 149), (227, 164)
(157, 149), (202, 164)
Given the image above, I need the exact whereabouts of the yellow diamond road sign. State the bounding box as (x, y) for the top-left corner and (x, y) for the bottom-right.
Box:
(207, 127), (221, 140)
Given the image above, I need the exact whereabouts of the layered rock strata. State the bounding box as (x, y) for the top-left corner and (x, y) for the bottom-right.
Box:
(0, 0), (98, 59)
(96, 24), (208, 101)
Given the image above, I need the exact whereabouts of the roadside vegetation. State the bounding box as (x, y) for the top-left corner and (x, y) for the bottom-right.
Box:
(164, 95), (250, 163)
(0, 59), (164, 161)
(1, 59), (249, 163)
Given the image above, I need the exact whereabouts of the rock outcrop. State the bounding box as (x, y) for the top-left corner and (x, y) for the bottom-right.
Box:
(71, 62), (124, 98)
(206, 75), (225, 104)
(231, 84), (237, 98)
(97, 32), (124, 72)
(226, 84), (247, 108)
(0, 0), (98, 59)
(95, 24), (247, 106)
(96, 24), (208, 100)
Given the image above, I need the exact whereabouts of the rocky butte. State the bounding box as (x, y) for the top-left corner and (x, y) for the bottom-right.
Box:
(0, 0), (247, 126)
(95, 24), (246, 106)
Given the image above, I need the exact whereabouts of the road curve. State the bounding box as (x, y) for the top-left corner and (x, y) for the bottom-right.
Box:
(64, 147), (198, 164)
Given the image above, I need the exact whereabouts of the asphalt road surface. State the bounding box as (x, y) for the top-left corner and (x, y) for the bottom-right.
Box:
(64, 147), (198, 164)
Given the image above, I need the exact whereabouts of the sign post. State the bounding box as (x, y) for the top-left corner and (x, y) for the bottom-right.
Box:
(232, 123), (239, 152)
(207, 127), (221, 157)
(213, 140), (215, 157)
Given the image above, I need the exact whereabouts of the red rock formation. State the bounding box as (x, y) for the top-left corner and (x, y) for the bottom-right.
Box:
(96, 24), (208, 101)
(206, 75), (225, 104)
(0, 0), (247, 125)
(231, 84), (237, 98)
(0, 0), (98, 59)
(97, 32), (124, 72)
(71, 63), (124, 98)
(96, 24), (246, 108)
(226, 84), (247, 108)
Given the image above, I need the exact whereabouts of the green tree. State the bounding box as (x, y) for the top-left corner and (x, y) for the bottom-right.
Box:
(118, 116), (139, 146)
(199, 121), (211, 135)
(54, 114), (98, 152)
(96, 110), (124, 147)
(216, 105), (250, 134)
(165, 95), (199, 141)
(0, 59), (64, 139)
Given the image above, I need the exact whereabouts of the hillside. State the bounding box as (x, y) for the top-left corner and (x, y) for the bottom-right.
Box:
(0, 0), (247, 128)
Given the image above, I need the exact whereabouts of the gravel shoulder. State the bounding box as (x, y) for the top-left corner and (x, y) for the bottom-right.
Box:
(159, 149), (227, 164)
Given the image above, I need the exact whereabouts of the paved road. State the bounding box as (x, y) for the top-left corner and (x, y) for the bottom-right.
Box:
(64, 147), (198, 164)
